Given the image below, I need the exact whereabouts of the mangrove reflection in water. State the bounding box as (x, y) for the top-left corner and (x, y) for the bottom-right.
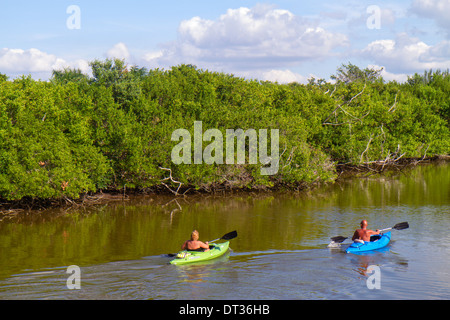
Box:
(0, 162), (449, 299)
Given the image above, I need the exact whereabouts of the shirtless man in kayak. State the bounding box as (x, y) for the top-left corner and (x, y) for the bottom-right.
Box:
(182, 230), (210, 251)
(352, 220), (380, 242)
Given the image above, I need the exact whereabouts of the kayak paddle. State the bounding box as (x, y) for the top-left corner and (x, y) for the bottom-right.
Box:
(378, 222), (409, 233)
(329, 222), (409, 246)
(209, 230), (238, 243)
(167, 230), (238, 257)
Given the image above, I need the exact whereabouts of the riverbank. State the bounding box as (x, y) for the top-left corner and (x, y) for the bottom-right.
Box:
(1, 156), (448, 214)
(1, 62), (449, 209)
(1, 161), (449, 299)
(335, 154), (450, 178)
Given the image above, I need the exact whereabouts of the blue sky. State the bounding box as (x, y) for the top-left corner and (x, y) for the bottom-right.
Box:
(0, 0), (449, 82)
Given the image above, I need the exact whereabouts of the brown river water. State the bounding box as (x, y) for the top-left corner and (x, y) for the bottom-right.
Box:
(0, 163), (449, 300)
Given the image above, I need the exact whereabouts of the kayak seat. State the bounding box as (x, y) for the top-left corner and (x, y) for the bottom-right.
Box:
(187, 245), (215, 252)
(187, 248), (206, 252)
(370, 234), (382, 242)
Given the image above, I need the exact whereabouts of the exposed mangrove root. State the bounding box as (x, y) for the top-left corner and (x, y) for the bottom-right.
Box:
(159, 167), (190, 196)
(0, 156), (448, 214)
(337, 155), (449, 178)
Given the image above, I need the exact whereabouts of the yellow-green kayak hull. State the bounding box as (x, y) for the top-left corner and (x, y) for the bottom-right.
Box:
(170, 241), (230, 265)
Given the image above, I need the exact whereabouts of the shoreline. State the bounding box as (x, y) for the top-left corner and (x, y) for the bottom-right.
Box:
(1, 155), (448, 215)
(335, 154), (450, 179)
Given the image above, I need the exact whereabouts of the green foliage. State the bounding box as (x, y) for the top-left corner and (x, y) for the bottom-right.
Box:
(0, 62), (449, 201)
(331, 63), (384, 84)
(51, 68), (89, 85)
(0, 79), (110, 200)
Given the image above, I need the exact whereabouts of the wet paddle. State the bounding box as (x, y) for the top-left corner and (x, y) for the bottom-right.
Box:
(167, 230), (238, 257)
(329, 222), (409, 246)
(378, 222), (409, 232)
(209, 230), (238, 243)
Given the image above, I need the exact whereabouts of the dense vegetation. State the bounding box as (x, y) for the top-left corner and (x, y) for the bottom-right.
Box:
(0, 60), (448, 202)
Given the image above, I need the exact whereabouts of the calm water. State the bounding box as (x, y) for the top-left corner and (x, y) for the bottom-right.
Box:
(0, 163), (449, 300)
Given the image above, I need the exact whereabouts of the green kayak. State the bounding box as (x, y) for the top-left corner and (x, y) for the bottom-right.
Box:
(170, 241), (230, 265)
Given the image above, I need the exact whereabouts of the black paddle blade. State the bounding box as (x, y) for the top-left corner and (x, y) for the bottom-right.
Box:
(330, 236), (348, 243)
(221, 230), (237, 241)
(393, 222), (409, 230)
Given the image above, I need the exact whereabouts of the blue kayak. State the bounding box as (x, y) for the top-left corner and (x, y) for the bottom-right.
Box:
(346, 232), (391, 254)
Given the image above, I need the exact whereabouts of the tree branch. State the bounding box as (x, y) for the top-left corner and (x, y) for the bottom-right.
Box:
(159, 167), (184, 196)
(388, 91), (399, 112)
(322, 82), (367, 126)
(359, 134), (373, 164)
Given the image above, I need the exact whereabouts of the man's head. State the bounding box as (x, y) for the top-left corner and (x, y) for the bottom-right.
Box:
(360, 220), (368, 228)
(190, 230), (199, 241)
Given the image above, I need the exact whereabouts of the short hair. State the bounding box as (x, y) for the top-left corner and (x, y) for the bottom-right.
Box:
(191, 230), (199, 241)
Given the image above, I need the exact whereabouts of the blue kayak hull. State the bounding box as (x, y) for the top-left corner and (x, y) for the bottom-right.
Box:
(346, 231), (391, 254)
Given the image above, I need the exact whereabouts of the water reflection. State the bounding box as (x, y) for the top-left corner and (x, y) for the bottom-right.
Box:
(0, 163), (448, 299)
(348, 248), (391, 277)
(174, 252), (231, 283)
(346, 246), (410, 287)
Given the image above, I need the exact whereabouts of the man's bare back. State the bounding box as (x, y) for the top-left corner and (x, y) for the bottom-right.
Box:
(182, 230), (210, 251)
(352, 220), (379, 242)
(182, 240), (210, 251)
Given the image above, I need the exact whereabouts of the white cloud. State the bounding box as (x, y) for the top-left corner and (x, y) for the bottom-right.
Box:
(106, 42), (130, 60)
(410, 0), (450, 33)
(0, 48), (65, 73)
(342, 4), (399, 33)
(240, 69), (309, 84)
(380, 8), (397, 27)
(261, 69), (308, 84)
(362, 33), (450, 73)
(368, 64), (409, 83)
(148, 5), (349, 74)
(0, 47), (90, 79)
(141, 50), (164, 68)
